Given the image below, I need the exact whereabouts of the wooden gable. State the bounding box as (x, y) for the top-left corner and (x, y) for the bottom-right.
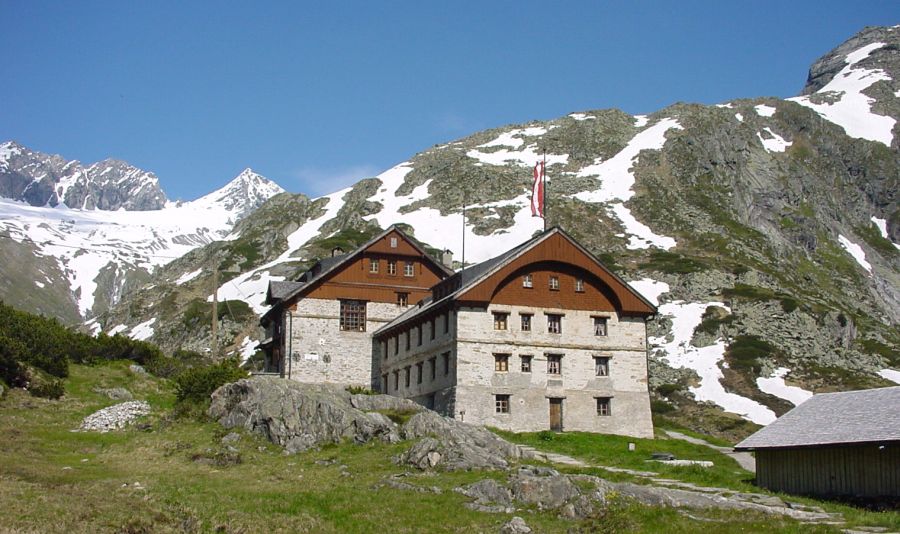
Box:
(300, 228), (450, 305)
(456, 232), (655, 315)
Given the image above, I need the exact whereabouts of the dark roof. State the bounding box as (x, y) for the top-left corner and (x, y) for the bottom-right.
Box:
(735, 386), (900, 450)
(374, 226), (655, 338)
(267, 281), (305, 302)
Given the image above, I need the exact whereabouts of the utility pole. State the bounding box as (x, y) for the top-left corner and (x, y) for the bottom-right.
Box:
(211, 264), (218, 360)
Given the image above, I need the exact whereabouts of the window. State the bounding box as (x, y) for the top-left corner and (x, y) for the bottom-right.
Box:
(388, 260), (397, 275)
(390, 237), (398, 248)
(495, 394), (510, 414)
(339, 300), (366, 331)
(549, 276), (560, 291)
(429, 357), (437, 380)
(404, 366), (411, 387)
(442, 351), (450, 376)
(397, 292), (409, 307)
(547, 314), (562, 334)
(523, 274), (533, 288)
(369, 258), (379, 273)
(594, 356), (610, 377)
(416, 325), (422, 346)
(596, 397), (611, 416)
(404, 261), (415, 277)
(593, 317), (608, 337)
(520, 355), (532, 373)
(393, 335), (399, 355)
(443, 313), (450, 334)
(547, 354), (562, 375)
(416, 362), (423, 384)
(494, 353), (509, 372)
(382, 340), (388, 360)
(381, 374), (388, 393)
(393, 371), (399, 390)
(430, 318), (436, 340)
(575, 278), (584, 292)
(493, 312), (509, 330)
(520, 314), (532, 332)
(405, 331), (411, 350)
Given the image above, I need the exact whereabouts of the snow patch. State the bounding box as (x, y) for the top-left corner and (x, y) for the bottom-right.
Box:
(633, 115), (649, 128)
(176, 268), (203, 285)
(627, 278), (669, 307)
(478, 127), (548, 149)
(754, 104), (777, 117)
(129, 318), (156, 341)
(735, 113), (743, 122)
(756, 367), (813, 406)
(651, 300), (777, 425)
(878, 369), (900, 384)
(715, 103), (733, 109)
(34, 280), (45, 288)
(238, 336), (257, 362)
(838, 234), (872, 273)
(787, 42), (894, 145)
(108, 324), (128, 335)
(871, 216), (900, 250)
(757, 128), (791, 152)
(569, 113), (595, 121)
(573, 118), (681, 250)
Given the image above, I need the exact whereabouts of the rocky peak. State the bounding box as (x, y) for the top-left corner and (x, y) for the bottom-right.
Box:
(801, 25), (900, 95)
(188, 167), (285, 218)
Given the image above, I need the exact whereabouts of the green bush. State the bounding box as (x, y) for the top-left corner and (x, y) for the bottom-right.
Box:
(174, 359), (247, 406)
(650, 400), (675, 414)
(725, 335), (776, 373)
(655, 383), (681, 397)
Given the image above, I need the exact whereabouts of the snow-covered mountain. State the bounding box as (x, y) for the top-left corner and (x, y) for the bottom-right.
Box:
(0, 153), (285, 321)
(5, 26), (900, 440)
(0, 141), (168, 211)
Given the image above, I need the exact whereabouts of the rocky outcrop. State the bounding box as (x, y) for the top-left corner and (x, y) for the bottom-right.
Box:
(208, 378), (399, 453)
(208, 377), (524, 468)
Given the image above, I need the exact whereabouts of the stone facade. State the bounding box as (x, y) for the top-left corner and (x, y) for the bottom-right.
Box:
(283, 298), (404, 386)
(377, 303), (654, 437)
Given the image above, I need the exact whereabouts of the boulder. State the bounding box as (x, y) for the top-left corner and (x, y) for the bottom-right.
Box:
(208, 377), (399, 453)
(399, 410), (522, 470)
(350, 393), (424, 413)
(500, 517), (532, 534)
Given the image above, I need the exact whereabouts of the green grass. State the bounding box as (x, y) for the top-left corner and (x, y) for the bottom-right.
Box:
(2, 362), (897, 533)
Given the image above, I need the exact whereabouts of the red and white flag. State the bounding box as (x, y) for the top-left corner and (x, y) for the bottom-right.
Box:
(530, 160), (545, 217)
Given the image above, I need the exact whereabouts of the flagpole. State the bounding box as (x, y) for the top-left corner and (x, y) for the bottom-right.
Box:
(461, 191), (466, 271)
(542, 152), (547, 231)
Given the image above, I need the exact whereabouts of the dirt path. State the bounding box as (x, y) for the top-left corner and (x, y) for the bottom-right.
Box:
(663, 430), (756, 472)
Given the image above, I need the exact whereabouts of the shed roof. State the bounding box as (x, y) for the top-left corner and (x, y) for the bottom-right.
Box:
(734, 386), (900, 450)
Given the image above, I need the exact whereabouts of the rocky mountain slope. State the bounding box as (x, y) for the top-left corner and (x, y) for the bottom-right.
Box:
(0, 147), (284, 322)
(13, 26), (900, 438)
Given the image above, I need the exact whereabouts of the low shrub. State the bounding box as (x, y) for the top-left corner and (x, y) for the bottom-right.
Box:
(650, 400), (675, 414)
(173, 359), (247, 406)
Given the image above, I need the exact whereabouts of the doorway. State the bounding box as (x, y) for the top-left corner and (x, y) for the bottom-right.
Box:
(549, 398), (563, 431)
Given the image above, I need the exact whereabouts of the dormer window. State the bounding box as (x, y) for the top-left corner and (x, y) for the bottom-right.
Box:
(390, 237), (398, 248)
(523, 274), (533, 288)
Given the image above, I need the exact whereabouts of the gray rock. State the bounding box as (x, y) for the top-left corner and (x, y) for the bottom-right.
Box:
(399, 411), (523, 471)
(93, 387), (133, 400)
(500, 516), (532, 534)
(79, 401), (150, 432)
(208, 377), (399, 453)
(350, 393), (424, 413)
(129, 364), (146, 375)
(221, 432), (241, 445)
(456, 479), (513, 506)
(509, 472), (582, 510)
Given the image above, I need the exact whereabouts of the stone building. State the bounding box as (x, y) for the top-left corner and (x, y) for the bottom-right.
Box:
(372, 228), (656, 437)
(259, 226), (453, 385)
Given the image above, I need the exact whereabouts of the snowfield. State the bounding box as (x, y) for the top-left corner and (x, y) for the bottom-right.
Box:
(756, 367), (813, 406)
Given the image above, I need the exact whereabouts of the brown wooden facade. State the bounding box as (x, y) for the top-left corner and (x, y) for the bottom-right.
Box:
(457, 232), (654, 315)
(289, 229), (448, 307)
(755, 443), (900, 498)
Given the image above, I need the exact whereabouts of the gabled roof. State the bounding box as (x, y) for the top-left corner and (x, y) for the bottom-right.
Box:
(261, 225), (454, 322)
(735, 386), (900, 450)
(265, 281), (306, 305)
(374, 226), (657, 338)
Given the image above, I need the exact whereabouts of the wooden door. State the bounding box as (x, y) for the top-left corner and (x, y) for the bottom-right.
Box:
(549, 398), (563, 431)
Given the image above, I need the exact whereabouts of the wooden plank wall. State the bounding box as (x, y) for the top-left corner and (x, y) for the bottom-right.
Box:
(756, 443), (899, 497)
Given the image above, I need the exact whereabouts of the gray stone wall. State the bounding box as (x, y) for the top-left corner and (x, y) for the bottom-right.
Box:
(284, 298), (403, 387)
(453, 304), (654, 437)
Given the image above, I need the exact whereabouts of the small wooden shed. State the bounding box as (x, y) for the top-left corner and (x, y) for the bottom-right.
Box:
(735, 386), (900, 498)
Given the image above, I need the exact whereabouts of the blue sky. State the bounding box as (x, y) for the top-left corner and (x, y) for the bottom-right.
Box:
(2, 1), (898, 200)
